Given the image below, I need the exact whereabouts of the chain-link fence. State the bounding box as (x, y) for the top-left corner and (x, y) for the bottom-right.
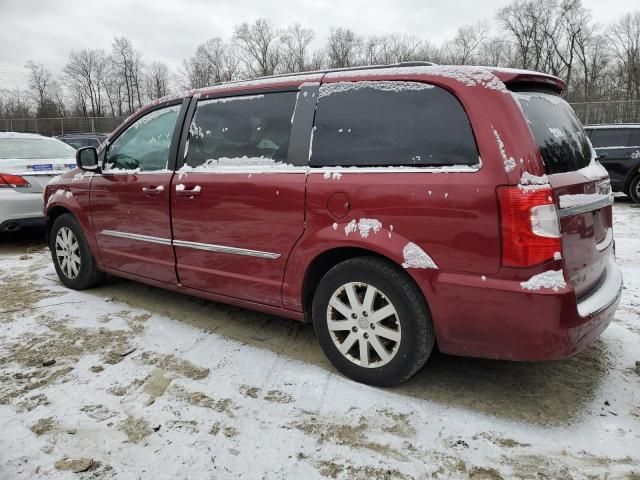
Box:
(0, 116), (125, 137)
(569, 101), (640, 125)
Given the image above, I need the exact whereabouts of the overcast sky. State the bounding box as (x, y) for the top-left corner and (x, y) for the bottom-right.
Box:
(0, 0), (635, 90)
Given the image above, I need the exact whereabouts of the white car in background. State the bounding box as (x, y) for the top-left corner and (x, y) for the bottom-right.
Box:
(0, 132), (77, 232)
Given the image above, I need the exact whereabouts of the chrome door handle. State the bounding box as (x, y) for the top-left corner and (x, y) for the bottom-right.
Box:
(142, 185), (165, 196)
(175, 184), (202, 197)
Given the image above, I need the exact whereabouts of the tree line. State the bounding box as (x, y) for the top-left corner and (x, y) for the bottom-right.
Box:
(1, 0), (640, 121)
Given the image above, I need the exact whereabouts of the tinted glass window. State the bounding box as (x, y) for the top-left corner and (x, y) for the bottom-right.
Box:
(0, 138), (76, 159)
(310, 81), (479, 168)
(184, 92), (297, 169)
(627, 129), (640, 147)
(589, 128), (631, 148)
(106, 104), (180, 172)
(515, 92), (591, 174)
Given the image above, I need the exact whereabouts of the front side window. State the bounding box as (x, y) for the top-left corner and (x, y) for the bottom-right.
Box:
(106, 104), (181, 172)
(310, 81), (480, 168)
(184, 92), (297, 169)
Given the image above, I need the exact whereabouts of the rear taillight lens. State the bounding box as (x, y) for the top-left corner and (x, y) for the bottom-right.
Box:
(0, 173), (30, 188)
(498, 186), (561, 267)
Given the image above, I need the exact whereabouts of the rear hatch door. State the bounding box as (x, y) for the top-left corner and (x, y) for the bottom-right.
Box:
(514, 91), (613, 299)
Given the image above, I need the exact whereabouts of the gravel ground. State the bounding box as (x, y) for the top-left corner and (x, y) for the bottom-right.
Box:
(0, 200), (638, 479)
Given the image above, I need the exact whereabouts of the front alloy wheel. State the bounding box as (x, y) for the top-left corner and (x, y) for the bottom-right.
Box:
(50, 213), (104, 290)
(55, 227), (81, 279)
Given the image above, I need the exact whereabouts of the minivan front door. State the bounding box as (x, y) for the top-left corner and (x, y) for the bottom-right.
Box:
(170, 90), (312, 306)
(90, 101), (186, 283)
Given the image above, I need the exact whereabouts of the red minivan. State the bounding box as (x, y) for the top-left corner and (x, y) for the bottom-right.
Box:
(44, 64), (623, 386)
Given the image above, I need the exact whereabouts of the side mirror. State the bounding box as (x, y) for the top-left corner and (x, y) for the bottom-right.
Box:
(76, 147), (100, 172)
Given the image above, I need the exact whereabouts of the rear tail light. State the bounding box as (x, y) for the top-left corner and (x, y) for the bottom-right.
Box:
(0, 173), (30, 188)
(498, 186), (561, 267)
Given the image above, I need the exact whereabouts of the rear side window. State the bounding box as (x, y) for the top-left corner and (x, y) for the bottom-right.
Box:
(589, 128), (632, 148)
(514, 92), (591, 174)
(310, 81), (479, 168)
(184, 92), (297, 169)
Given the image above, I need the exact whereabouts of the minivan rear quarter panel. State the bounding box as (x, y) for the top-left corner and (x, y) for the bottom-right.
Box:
(284, 72), (543, 308)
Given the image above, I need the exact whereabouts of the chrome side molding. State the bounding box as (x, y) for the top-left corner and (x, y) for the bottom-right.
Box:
(99, 230), (280, 259)
(100, 230), (172, 246)
(173, 239), (280, 259)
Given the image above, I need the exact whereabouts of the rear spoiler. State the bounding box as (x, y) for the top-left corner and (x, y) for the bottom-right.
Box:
(489, 68), (566, 94)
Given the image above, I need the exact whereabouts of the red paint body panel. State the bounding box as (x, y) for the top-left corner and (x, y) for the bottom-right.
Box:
(170, 171), (306, 306)
(44, 170), (104, 268)
(44, 65), (622, 364)
(89, 172), (176, 283)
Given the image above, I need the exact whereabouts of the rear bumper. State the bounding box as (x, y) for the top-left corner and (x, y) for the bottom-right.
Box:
(0, 217), (46, 232)
(421, 255), (622, 361)
(0, 189), (44, 223)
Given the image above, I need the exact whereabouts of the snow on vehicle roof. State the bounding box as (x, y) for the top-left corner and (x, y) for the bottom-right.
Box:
(324, 65), (509, 92)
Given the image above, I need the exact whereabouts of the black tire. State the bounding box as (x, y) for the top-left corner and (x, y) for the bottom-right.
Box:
(629, 175), (640, 204)
(49, 213), (105, 290)
(312, 256), (435, 387)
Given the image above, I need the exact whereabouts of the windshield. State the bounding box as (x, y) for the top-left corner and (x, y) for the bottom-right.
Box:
(514, 91), (591, 174)
(0, 138), (76, 160)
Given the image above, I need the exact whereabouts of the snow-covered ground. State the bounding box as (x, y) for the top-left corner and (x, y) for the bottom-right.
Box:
(0, 201), (638, 479)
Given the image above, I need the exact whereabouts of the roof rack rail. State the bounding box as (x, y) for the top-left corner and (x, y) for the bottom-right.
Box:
(219, 61), (438, 86)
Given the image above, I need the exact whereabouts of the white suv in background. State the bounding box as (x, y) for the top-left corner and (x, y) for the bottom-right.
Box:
(0, 132), (77, 232)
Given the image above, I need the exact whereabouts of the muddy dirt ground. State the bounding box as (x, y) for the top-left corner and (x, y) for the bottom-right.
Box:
(0, 201), (639, 479)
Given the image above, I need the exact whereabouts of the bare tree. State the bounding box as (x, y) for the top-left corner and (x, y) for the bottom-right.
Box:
(445, 22), (490, 64)
(111, 36), (145, 114)
(0, 88), (32, 119)
(24, 61), (53, 114)
(498, 0), (556, 70)
(478, 37), (515, 66)
(182, 38), (240, 89)
(326, 27), (363, 68)
(364, 34), (431, 65)
(233, 19), (281, 77)
(145, 61), (170, 100)
(281, 23), (315, 72)
(607, 12), (640, 101)
(64, 49), (108, 116)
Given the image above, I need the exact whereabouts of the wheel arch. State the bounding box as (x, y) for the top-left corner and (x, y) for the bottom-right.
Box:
(300, 245), (435, 325)
(46, 205), (73, 237)
(45, 201), (103, 268)
(622, 162), (640, 195)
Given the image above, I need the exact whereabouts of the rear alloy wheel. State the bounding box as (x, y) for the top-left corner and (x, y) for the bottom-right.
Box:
(629, 175), (640, 204)
(50, 214), (104, 290)
(327, 282), (401, 369)
(313, 257), (434, 386)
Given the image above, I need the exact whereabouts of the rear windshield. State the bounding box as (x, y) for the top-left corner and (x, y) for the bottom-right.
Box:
(0, 138), (76, 159)
(514, 92), (591, 174)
